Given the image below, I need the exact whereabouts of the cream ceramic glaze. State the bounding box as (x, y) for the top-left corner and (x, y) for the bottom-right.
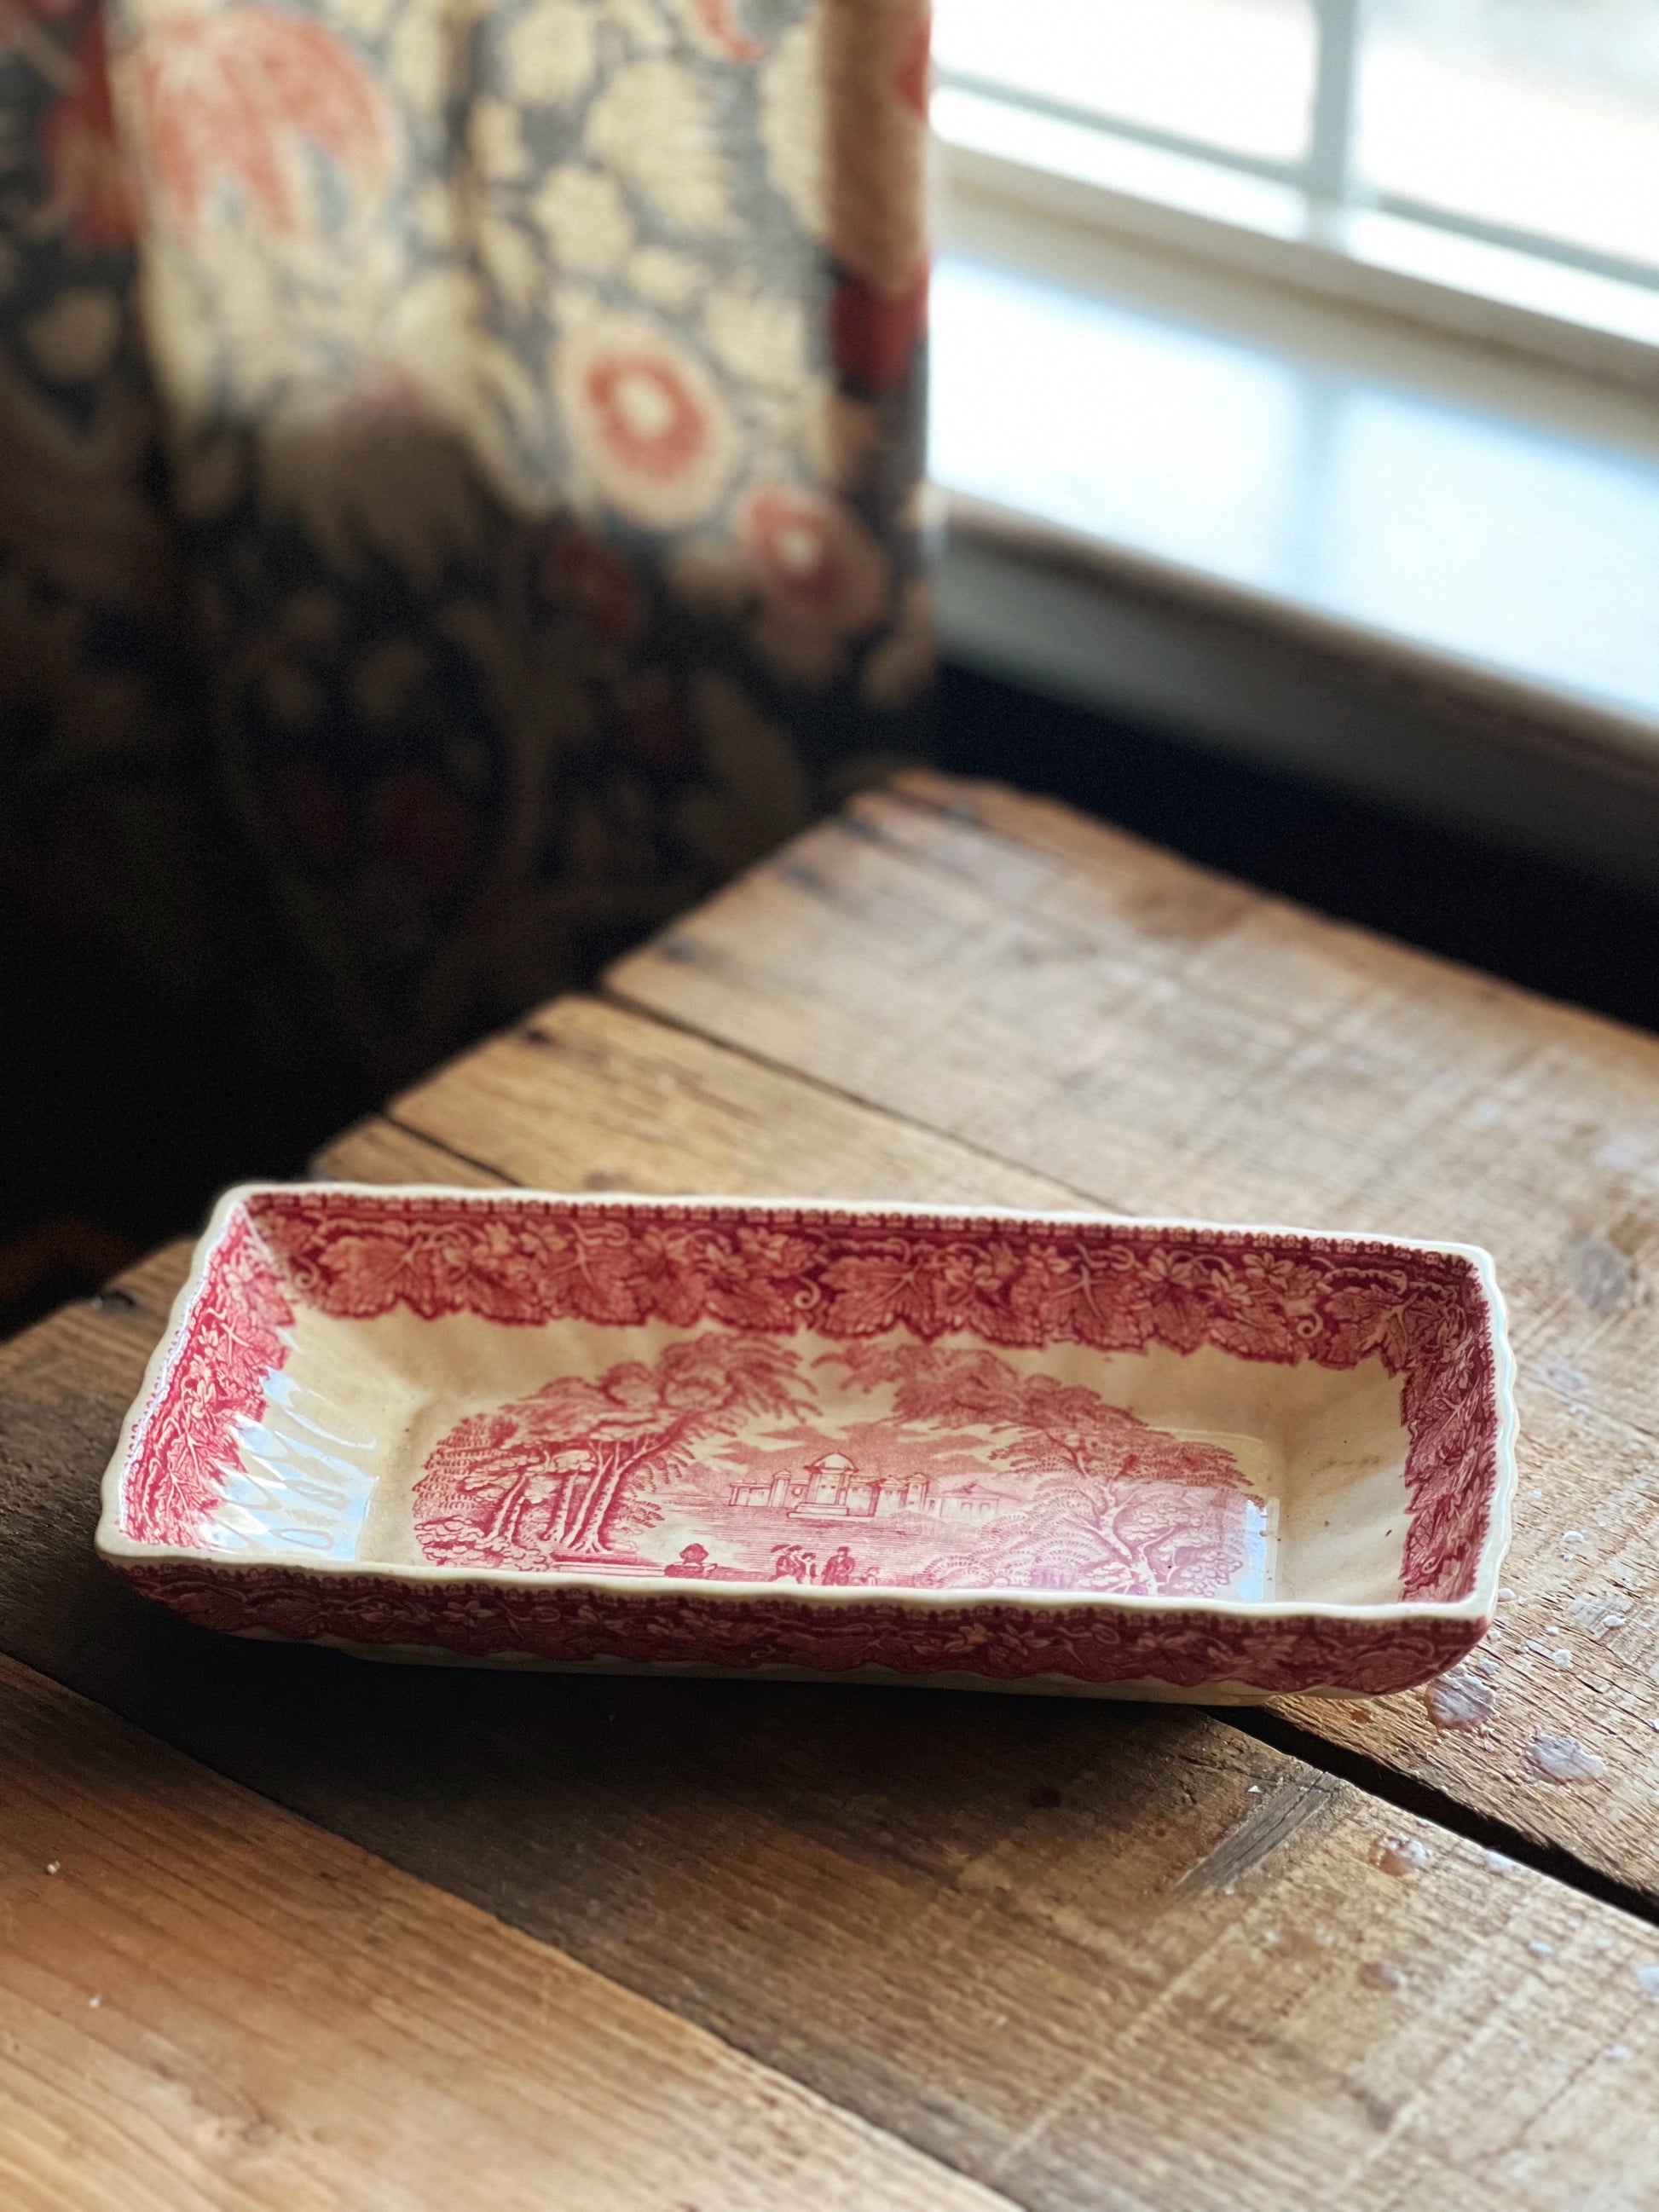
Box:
(199, 1320), (1411, 1604)
(95, 1185), (1517, 1700)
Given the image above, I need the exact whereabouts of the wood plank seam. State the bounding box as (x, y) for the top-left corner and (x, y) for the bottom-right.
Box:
(375, 1115), (517, 1189)
(583, 987), (1137, 1216)
(1237, 1707), (1659, 1931)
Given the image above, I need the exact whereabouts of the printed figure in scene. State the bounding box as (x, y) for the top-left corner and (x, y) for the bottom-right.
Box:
(413, 1331), (1263, 1599)
(663, 1543), (712, 1578)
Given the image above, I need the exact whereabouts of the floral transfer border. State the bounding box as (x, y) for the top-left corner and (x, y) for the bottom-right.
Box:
(116, 1555), (1486, 1696)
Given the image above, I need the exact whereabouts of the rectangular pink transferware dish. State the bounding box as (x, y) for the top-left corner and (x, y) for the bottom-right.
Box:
(96, 1185), (1517, 1701)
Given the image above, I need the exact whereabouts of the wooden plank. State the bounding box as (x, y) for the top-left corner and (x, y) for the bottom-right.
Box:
(321, 996), (1075, 1210)
(5, 1245), (1659, 2207)
(314, 1115), (508, 1188)
(0, 1652), (1007, 2212)
(608, 772), (1659, 1905)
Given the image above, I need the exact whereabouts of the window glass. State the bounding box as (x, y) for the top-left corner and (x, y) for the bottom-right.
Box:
(1357, 0), (1659, 272)
(934, 0), (1320, 166)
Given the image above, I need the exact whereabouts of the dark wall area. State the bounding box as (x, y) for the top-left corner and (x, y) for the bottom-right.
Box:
(6, 663), (1658, 1334)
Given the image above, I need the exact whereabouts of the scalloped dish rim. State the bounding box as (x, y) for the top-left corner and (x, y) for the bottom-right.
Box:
(94, 1184), (1518, 1696)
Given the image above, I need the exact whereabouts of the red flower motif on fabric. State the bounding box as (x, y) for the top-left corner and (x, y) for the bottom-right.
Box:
(684, 0), (764, 63)
(741, 487), (889, 637)
(585, 355), (707, 482)
(40, 18), (139, 250)
(830, 264), (928, 394)
(558, 318), (734, 529)
(134, 5), (391, 234)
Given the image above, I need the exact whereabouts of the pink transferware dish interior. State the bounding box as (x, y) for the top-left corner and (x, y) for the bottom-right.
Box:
(96, 1185), (1517, 1701)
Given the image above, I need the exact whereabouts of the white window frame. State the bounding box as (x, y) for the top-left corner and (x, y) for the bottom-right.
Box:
(933, 0), (1659, 393)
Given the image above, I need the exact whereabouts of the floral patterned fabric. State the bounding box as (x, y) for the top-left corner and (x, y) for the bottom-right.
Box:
(1, 0), (933, 1074)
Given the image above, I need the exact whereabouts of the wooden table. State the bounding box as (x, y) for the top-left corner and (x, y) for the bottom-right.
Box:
(4, 769), (1659, 2209)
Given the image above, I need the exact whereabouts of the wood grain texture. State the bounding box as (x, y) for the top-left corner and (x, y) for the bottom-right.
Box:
(608, 771), (1659, 1905)
(329, 996), (1075, 1210)
(0, 1653), (1007, 2212)
(5, 1198), (1656, 2206)
(315, 1116), (507, 1190)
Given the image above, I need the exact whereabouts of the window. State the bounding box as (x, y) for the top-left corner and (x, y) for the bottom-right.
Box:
(1359, 1), (1659, 281)
(935, 0), (1322, 173)
(933, 0), (1659, 373)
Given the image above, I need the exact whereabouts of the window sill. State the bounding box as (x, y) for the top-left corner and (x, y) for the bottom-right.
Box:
(931, 178), (1659, 896)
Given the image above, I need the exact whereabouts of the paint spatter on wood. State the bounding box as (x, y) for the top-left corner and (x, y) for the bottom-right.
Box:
(1360, 1961), (1406, 1991)
(1526, 1736), (1605, 1785)
(1425, 1670), (1497, 1732)
(1373, 1835), (1432, 1877)
(1568, 1235), (1632, 1314)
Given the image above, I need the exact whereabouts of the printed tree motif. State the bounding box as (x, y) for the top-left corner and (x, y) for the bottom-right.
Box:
(827, 1343), (1256, 1596)
(828, 1343), (1244, 1487)
(415, 1335), (811, 1569)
